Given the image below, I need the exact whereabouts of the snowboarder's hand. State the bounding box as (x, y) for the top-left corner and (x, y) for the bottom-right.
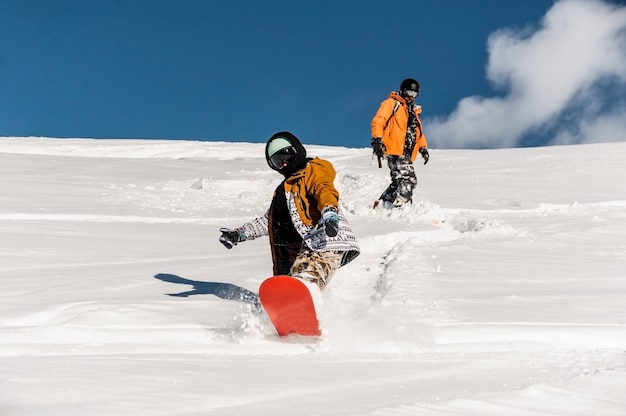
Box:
(419, 147), (429, 165)
(219, 227), (241, 249)
(371, 138), (385, 158)
(321, 207), (339, 237)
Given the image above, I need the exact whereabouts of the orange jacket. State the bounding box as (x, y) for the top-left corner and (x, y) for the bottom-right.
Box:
(283, 157), (338, 227)
(371, 91), (428, 162)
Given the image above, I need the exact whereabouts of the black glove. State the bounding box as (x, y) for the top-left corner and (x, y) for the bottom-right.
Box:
(419, 147), (429, 165)
(320, 206), (339, 237)
(371, 138), (385, 157)
(219, 227), (241, 249)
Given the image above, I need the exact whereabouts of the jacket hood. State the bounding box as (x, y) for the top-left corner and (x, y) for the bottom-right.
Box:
(389, 91), (421, 113)
(390, 91), (408, 104)
(265, 131), (308, 177)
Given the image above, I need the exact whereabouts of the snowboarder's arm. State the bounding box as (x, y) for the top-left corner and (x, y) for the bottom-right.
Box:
(237, 210), (270, 241)
(371, 99), (395, 139)
(219, 210), (270, 249)
(308, 159), (339, 212)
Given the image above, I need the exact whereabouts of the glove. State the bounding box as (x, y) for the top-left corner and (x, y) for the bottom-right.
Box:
(371, 138), (385, 158)
(320, 207), (339, 237)
(219, 227), (242, 249)
(419, 147), (429, 165)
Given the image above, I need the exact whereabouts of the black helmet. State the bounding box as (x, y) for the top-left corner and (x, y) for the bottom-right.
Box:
(265, 131), (308, 177)
(400, 78), (420, 95)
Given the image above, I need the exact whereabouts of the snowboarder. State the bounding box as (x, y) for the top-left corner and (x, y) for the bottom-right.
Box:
(219, 131), (360, 291)
(371, 78), (430, 208)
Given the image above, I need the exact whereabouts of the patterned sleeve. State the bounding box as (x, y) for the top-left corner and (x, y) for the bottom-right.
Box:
(237, 210), (269, 241)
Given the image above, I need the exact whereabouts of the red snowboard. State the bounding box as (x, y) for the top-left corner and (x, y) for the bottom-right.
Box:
(258, 275), (321, 337)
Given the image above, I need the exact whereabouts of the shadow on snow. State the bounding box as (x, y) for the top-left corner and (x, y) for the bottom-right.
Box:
(154, 273), (260, 309)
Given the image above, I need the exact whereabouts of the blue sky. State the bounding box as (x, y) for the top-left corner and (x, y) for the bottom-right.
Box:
(1, 0), (625, 149)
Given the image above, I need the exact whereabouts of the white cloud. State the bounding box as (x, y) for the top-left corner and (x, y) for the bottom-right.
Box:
(551, 105), (626, 145)
(428, 0), (626, 148)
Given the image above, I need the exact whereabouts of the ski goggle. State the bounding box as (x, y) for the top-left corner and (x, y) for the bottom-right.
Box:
(269, 146), (297, 169)
(403, 89), (418, 98)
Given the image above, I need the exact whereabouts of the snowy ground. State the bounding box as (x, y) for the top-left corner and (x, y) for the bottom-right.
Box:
(0, 137), (625, 415)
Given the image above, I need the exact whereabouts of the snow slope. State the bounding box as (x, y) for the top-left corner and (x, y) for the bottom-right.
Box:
(1, 137), (625, 415)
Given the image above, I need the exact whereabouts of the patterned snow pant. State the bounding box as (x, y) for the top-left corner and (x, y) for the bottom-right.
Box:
(379, 154), (418, 206)
(279, 243), (343, 291)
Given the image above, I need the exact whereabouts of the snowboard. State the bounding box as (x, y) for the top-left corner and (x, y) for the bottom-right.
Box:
(258, 275), (321, 337)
